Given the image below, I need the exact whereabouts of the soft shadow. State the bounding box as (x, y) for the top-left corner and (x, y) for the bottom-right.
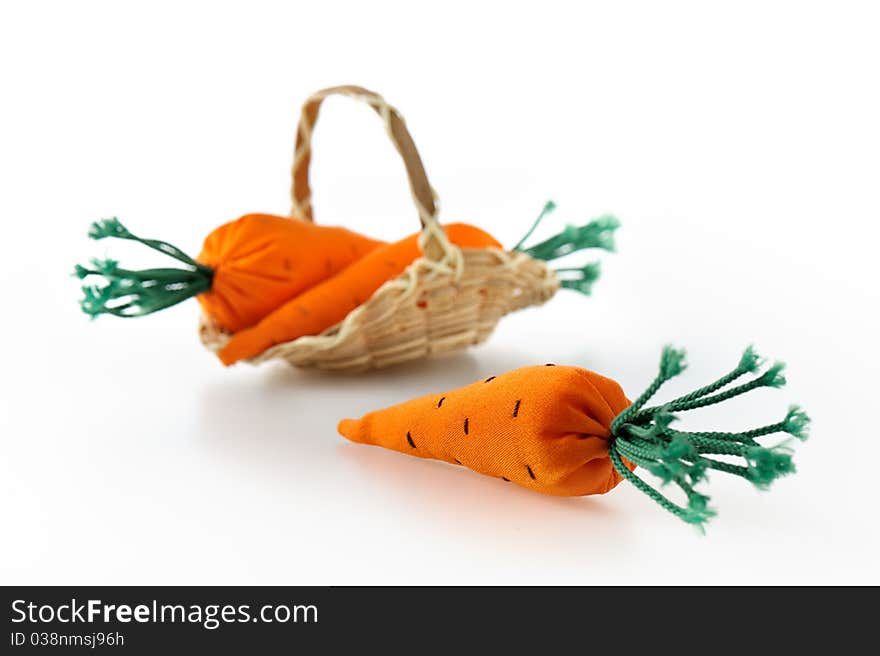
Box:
(257, 347), (535, 392)
(336, 441), (637, 552)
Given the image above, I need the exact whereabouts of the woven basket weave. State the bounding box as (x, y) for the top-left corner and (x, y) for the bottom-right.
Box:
(199, 86), (560, 372)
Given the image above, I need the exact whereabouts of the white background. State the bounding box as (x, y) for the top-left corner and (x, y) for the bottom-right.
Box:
(1, 1), (878, 585)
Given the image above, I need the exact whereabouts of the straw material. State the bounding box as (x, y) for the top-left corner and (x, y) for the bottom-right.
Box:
(198, 86), (560, 371)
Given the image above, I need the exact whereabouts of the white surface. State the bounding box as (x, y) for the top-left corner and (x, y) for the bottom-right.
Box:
(1, 1), (878, 585)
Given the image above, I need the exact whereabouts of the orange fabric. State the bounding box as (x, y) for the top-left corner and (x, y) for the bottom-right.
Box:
(217, 223), (501, 365)
(338, 365), (636, 497)
(196, 213), (384, 333)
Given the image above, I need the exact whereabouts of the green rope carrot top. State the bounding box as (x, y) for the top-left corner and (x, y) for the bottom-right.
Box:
(512, 201), (619, 295)
(609, 346), (810, 529)
(74, 218), (213, 318)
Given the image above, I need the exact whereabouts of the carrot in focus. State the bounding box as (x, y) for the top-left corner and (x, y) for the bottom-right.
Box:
(217, 223), (502, 365)
(338, 347), (810, 527)
(76, 213), (384, 332)
(340, 364), (633, 496)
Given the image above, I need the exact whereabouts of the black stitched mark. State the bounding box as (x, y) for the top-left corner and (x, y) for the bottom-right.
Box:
(526, 465), (536, 480)
(502, 477), (510, 482)
(437, 397), (445, 408)
(545, 363), (556, 366)
(464, 418), (469, 435)
(484, 376), (496, 383)
(453, 458), (462, 465)
(406, 431), (416, 448)
(513, 399), (521, 417)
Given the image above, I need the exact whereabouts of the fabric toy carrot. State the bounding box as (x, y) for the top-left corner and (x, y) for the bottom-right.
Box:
(338, 346), (809, 527)
(217, 223), (498, 365)
(75, 213), (384, 333)
(216, 203), (618, 365)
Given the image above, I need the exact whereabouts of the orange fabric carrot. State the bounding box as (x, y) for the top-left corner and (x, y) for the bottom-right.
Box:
(76, 214), (383, 333)
(341, 363), (632, 495)
(196, 214), (384, 332)
(217, 224), (502, 365)
(339, 347), (810, 527)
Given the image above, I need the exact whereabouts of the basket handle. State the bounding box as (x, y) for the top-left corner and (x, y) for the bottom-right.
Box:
(289, 86), (443, 243)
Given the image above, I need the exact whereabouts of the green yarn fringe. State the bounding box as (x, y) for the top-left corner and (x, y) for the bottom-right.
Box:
(74, 218), (213, 318)
(609, 346), (809, 530)
(513, 201), (619, 296)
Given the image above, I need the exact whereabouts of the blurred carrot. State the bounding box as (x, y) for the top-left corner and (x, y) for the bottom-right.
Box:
(75, 213), (383, 332)
(217, 223), (501, 365)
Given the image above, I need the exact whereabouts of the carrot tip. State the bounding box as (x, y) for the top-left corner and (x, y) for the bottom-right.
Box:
(337, 418), (360, 441)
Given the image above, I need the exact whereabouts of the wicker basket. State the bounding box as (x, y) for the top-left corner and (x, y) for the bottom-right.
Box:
(199, 85), (560, 372)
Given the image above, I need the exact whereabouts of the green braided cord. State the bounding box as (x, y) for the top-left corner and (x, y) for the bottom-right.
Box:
(616, 441), (701, 487)
(687, 444), (796, 489)
(674, 479), (713, 519)
(690, 438), (750, 456)
(512, 202), (620, 297)
(667, 363), (785, 412)
(610, 346), (686, 433)
(664, 408), (810, 446)
(664, 345), (763, 406)
(557, 262), (601, 295)
(616, 428), (708, 487)
(512, 200), (557, 251)
(75, 218), (213, 318)
(692, 457), (750, 479)
(76, 259), (212, 317)
(666, 428), (758, 446)
(88, 218), (207, 269)
(780, 406), (811, 440)
(743, 442), (797, 489)
(608, 346), (809, 527)
(636, 360), (786, 419)
(609, 445), (714, 528)
(518, 215), (619, 261)
(614, 438), (667, 465)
